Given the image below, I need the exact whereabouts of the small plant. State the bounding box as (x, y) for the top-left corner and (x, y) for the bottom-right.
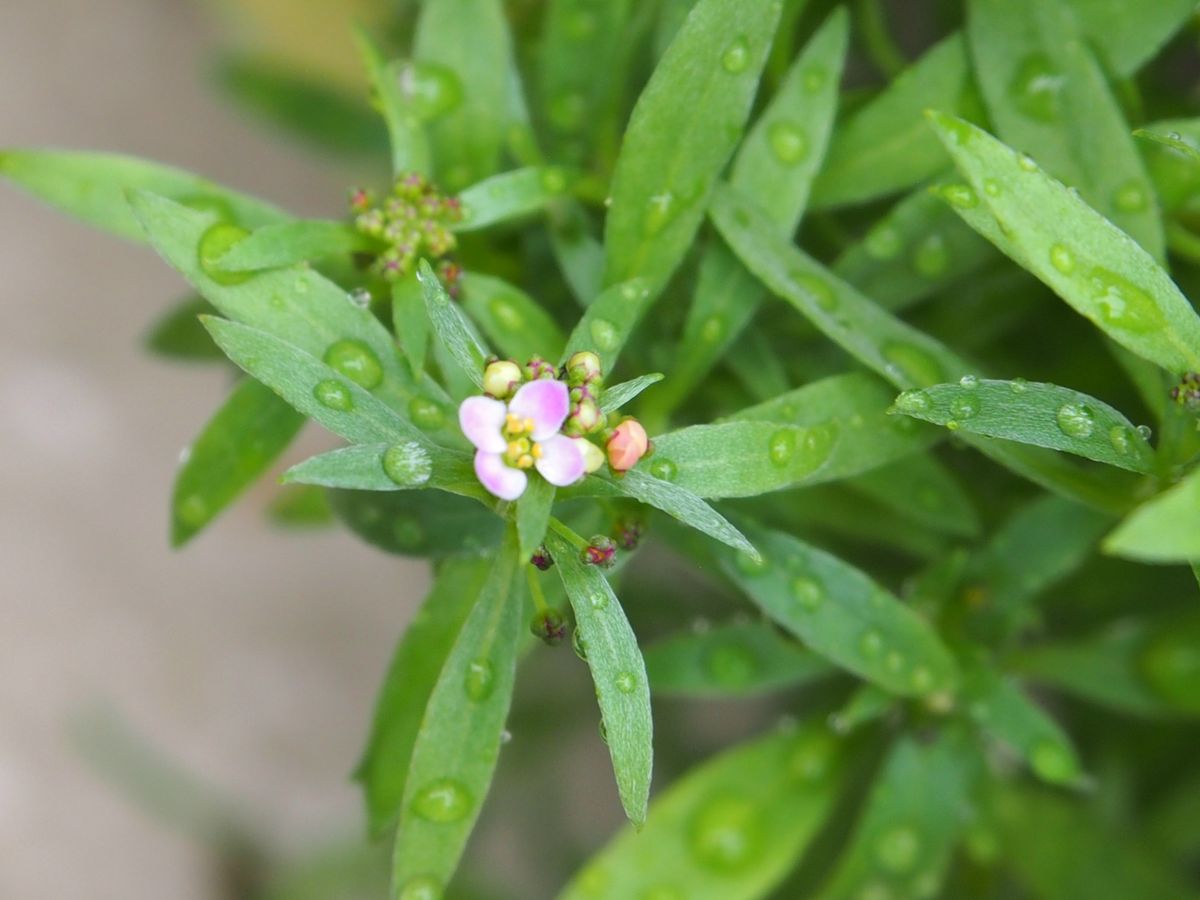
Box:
(7, 0), (1200, 896)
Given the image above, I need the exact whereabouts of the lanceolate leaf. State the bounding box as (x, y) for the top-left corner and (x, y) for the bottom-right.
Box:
(0, 150), (287, 241)
(718, 525), (959, 697)
(393, 275), (431, 377)
(560, 278), (653, 372)
(171, 378), (305, 547)
(891, 378), (1156, 473)
(419, 259), (489, 388)
(1104, 465), (1200, 562)
(213, 220), (373, 272)
(455, 167), (573, 231)
(603, 0), (781, 295)
(331, 490), (504, 559)
(391, 529), (522, 893)
(282, 442), (481, 499)
(1066, 0), (1198, 77)
(354, 29), (430, 175)
(927, 112), (1200, 375)
(355, 557), (491, 837)
(459, 273), (566, 363)
(547, 526), (653, 825)
(143, 296), (222, 362)
(559, 723), (845, 900)
(645, 620), (833, 697)
(847, 454), (980, 538)
(599, 374), (664, 414)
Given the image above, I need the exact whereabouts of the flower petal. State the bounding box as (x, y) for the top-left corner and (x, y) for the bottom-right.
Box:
(509, 379), (569, 440)
(459, 395), (507, 453)
(475, 451), (527, 500)
(535, 433), (586, 487)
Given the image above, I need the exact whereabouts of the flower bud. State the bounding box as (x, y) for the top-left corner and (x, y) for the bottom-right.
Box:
(483, 359), (523, 399)
(613, 517), (645, 551)
(581, 535), (616, 568)
(564, 395), (603, 436)
(606, 417), (649, 472)
(565, 350), (603, 386)
(525, 355), (556, 381)
(529, 545), (553, 571)
(574, 437), (606, 474)
(530, 608), (569, 645)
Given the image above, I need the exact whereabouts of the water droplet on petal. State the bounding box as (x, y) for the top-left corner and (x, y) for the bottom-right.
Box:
(313, 379), (353, 411)
(412, 778), (472, 822)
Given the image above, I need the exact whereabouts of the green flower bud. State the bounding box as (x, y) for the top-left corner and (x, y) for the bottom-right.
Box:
(482, 359), (522, 399)
(530, 608), (569, 645)
(565, 350), (603, 386)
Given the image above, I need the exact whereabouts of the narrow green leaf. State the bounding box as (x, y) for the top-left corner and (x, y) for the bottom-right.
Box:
(354, 29), (430, 175)
(355, 557), (490, 837)
(282, 443), (481, 499)
(1, 150), (287, 241)
(927, 112), (1200, 374)
(331, 490), (504, 559)
(847, 454), (980, 538)
(459, 273), (565, 363)
(143, 296), (222, 362)
(171, 378), (305, 547)
(559, 278), (653, 371)
(961, 656), (1084, 787)
(213, 55), (388, 158)
(892, 378), (1156, 473)
(600, 374), (664, 414)
(214, 220), (373, 272)
(266, 484), (332, 528)
(547, 526), (653, 825)
(559, 722), (845, 900)
(1139, 119), (1200, 214)
(393, 274), (430, 377)
(516, 476), (555, 561)
(1104, 465), (1200, 562)
(660, 10), (848, 413)
(816, 731), (978, 899)
(201, 317), (424, 446)
(828, 684), (895, 735)
(1136, 125), (1200, 165)
(811, 33), (974, 208)
(645, 620), (833, 697)
(719, 524), (958, 697)
(454, 167), (573, 231)
(724, 325), (792, 402)
(603, 0), (782, 294)
(391, 529), (522, 892)
(419, 259), (489, 388)
(549, 201), (606, 305)
(128, 192), (458, 444)
(1066, 0), (1198, 76)
(413, 0), (514, 190)
(966, 0), (1163, 258)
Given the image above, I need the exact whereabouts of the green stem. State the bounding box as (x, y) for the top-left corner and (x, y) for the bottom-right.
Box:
(854, 0), (908, 79)
(526, 564), (549, 613)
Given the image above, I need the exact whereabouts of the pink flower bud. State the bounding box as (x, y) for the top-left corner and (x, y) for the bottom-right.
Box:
(606, 418), (649, 472)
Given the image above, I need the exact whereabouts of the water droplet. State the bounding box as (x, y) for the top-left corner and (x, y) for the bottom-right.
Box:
(177, 494), (208, 527)
(1010, 53), (1063, 121)
(911, 666), (935, 693)
(1049, 244), (1076, 274)
(197, 223), (252, 286)
(802, 65), (827, 93)
(397, 875), (441, 900)
(1113, 180), (1149, 213)
(323, 339), (383, 390)
(940, 183), (978, 209)
(860, 630), (883, 657)
(1056, 403), (1095, 439)
(615, 671), (638, 693)
(488, 296), (524, 331)
(409, 396), (446, 430)
(649, 458), (678, 481)
(864, 224), (903, 260)
(1030, 739), (1076, 783)
(876, 825), (922, 872)
(1010, 377), (1028, 393)
(791, 576), (825, 611)
(688, 796), (761, 871)
(500, 729), (512, 745)
(767, 120), (808, 164)
(793, 274), (837, 311)
(959, 374), (979, 388)
(704, 642), (759, 687)
(540, 167), (569, 195)
(721, 37), (750, 73)
(1136, 424), (1153, 441)
(882, 342), (945, 388)
(788, 731), (833, 782)
(349, 287), (372, 309)
(768, 429), (796, 466)
(590, 591), (610, 611)
(383, 442), (433, 486)
(398, 62), (463, 120)
(734, 550), (768, 577)
(1018, 153), (1039, 172)
(912, 233), (949, 277)
(589, 317), (619, 350)
(950, 395), (980, 420)
(1109, 425), (1135, 455)
(700, 315), (725, 343)
(982, 178), (1002, 197)
(1087, 268), (1166, 334)
(412, 778), (472, 823)
(893, 390), (930, 414)
(886, 651), (906, 673)
(572, 627), (588, 661)
(464, 658), (495, 701)
(313, 379), (353, 412)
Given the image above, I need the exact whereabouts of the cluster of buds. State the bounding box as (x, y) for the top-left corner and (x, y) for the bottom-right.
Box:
(612, 516), (645, 552)
(529, 608), (569, 645)
(581, 535), (617, 568)
(1170, 372), (1200, 411)
(350, 172), (463, 287)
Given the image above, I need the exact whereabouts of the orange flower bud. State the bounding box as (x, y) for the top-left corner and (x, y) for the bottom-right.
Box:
(606, 418), (649, 472)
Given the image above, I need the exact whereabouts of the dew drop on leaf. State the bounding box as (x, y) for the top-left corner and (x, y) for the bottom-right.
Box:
(383, 442), (433, 486)
(864, 223), (903, 260)
(411, 778), (473, 823)
(1030, 739), (1076, 783)
(912, 233), (949, 277)
(767, 120), (808, 164)
(1009, 53), (1063, 122)
(1113, 180), (1149, 213)
(197, 222), (252, 286)
(959, 374), (978, 388)
(1056, 403), (1095, 439)
(794, 273), (838, 311)
(589, 317), (619, 351)
(881, 342), (945, 388)
(735, 550), (769, 577)
(894, 390), (930, 414)
(700, 314), (726, 343)
(323, 339), (383, 390)
(464, 658), (496, 702)
(409, 396), (446, 430)
(940, 183), (978, 209)
(949, 394), (980, 420)
(1109, 425), (1134, 455)
(688, 796), (762, 871)
(721, 37), (750, 74)
(649, 458), (678, 481)
(396, 875), (441, 900)
(791, 576), (825, 611)
(1049, 244), (1076, 275)
(398, 62), (463, 121)
(1087, 269), (1167, 334)
(982, 178), (1002, 197)
(313, 379), (353, 412)
(703, 642), (759, 687)
(177, 494), (208, 527)
(589, 591), (610, 611)
(859, 630), (884, 658)
(802, 66), (826, 93)
(767, 428), (796, 467)
(876, 825), (922, 872)
(615, 671), (638, 693)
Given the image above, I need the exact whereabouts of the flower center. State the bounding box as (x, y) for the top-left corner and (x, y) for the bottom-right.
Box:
(502, 414), (543, 469)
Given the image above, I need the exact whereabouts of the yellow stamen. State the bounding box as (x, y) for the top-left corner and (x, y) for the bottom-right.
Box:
(524, 417), (535, 433)
(532, 443), (544, 459)
(517, 454), (534, 468)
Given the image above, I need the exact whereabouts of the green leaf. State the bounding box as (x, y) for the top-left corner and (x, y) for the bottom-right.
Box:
(961, 656), (1084, 787)
(128, 192), (458, 445)
(718, 524), (959, 697)
(391, 529), (522, 892)
(892, 378), (1156, 473)
(816, 731), (978, 899)
(547, 526), (653, 825)
(516, 476), (555, 561)
(170, 378), (305, 546)
(811, 33), (974, 208)
(549, 201), (606, 305)
(966, 0), (1164, 259)
(213, 220), (373, 272)
(847, 454), (980, 538)
(1104, 465), (1200, 562)
(143, 296), (223, 362)
(202, 317), (426, 447)
(0, 150), (287, 241)
(1136, 125), (1200, 165)
(600, 374), (664, 414)
(459, 273), (565, 362)
(560, 278), (653, 372)
(454, 167), (573, 231)
(413, 0), (515, 190)
(266, 485), (332, 528)
(393, 274), (431, 377)
(659, 10), (848, 414)
(724, 325), (792, 402)
(927, 112), (1200, 374)
(419, 259), (489, 388)
(644, 620), (833, 697)
(603, 0), (782, 294)
(330, 490), (504, 559)
(354, 29), (430, 175)
(213, 55), (388, 158)
(282, 442), (481, 499)
(562, 723), (844, 900)
(1066, 0), (1198, 76)
(355, 557), (490, 837)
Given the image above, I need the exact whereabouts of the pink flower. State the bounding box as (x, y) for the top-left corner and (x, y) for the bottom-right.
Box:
(459, 379), (586, 500)
(606, 418), (649, 472)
